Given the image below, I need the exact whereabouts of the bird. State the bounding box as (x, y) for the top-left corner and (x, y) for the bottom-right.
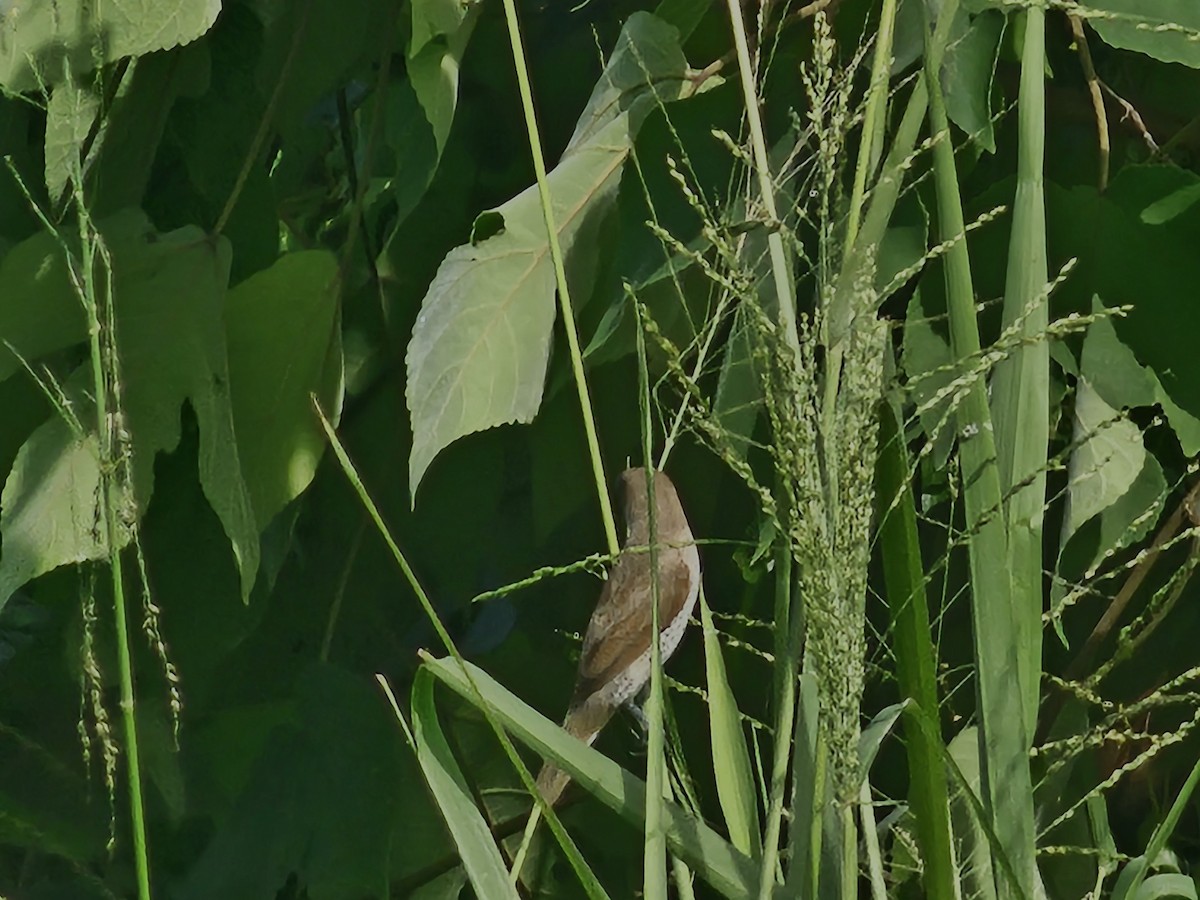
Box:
(536, 466), (701, 806)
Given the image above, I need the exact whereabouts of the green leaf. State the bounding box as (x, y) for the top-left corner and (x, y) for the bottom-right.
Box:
(381, 2), (479, 230)
(699, 593), (760, 858)
(857, 702), (906, 786)
(255, 0), (392, 137)
(0, 210), (258, 608)
(946, 727), (999, 900)
(421, 654), (762, 900)
(0, 0), (220, 92)
(1045, 170), (1200, 447)
(1136, 874), (1198, 900)
(411, 0), (470, 57)
(943, 9), (1005, 153)
(901, 290), (956, 469)
(1087, 1), (1200, 69)
(1061, 381), (1147, 547)
(0, 724), (108, 860)
(224, 250), (343, 531)
(178, 665), (401, 900)
(1140, 182), (1200, 225)
(405, 12), (688, 497)
(1054, 306), (1169, 590)
(876, 395), (956, 900)
(407, 669), (522, 900)
(43, 78), (101, 202)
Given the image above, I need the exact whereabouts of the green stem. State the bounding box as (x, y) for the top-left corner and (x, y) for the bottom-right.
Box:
(80, 227), (151, 900)
(845, 0), (900, 250)
(875, 396), (956, 900)
(756, 539), (795, 898)
(724, 0), (802, 365)
(636, 302), (668, 900)
(920, 2), (1037, 896)
(499, 0), (618, 556)
(108, 519), (151, 900)
(313, 401), (609, 900)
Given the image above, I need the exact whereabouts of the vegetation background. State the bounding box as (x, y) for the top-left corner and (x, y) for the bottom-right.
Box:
(2, 0), (1200, 898)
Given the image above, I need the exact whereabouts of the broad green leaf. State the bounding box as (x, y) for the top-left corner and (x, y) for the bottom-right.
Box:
(1056, 306), (1171, 581)
(901, 290), (956, 469)
(224, 250), (342, 531)
(379, 1), (479, 231)
(255, 0), (391, 137)
(653, 0), (712, 42)
(0, 210), (258, 608)
(421, 654), (762, 900)
(1087, 1), (1200, 69)
(408, 669), (521, 900)
(411, 0), (469, 57)
(943, 9), (1005, 153)
(43, 78), (100, 202)
(0, 424), (108, 611)
(178, 665), (401, 900)
(699, 593), (760, 858)
(1045, 170), (1200, 447)
(405, 13), (688, 497)
(0, 0), (220, 92)
(1141, 182), (1200, 225)
(1061, 381), (1145, 547)
(410, 9), (476, 158)
(88, 45), (212, 217)
(0, 698), (108, 861)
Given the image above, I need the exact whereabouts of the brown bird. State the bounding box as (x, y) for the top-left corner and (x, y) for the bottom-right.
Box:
(536, 467), (701, 805)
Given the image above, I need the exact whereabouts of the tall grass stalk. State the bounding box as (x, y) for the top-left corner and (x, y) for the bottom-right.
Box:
(722, 2), (809, 893)
(312, 402), (610, 900)
(635, 299), (669, 900)
(920, 1), (1037, 896)
(989, 5), (1049, 741)
(845, 0), (900, 249)
(876, 394), (957, 900)
(498, 0), (619, 557)
(78, 191), (152, 900)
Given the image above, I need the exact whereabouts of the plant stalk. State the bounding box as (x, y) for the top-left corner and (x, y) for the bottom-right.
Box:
(499, 0), (619, 556)
(80, 225), (151, 900)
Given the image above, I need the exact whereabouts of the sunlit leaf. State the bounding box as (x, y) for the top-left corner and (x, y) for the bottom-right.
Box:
(405, 13), (688, 497)
(0, 0), (219, 92)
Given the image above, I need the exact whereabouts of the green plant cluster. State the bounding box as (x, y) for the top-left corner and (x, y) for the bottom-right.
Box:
(3, 1), (1200, 899)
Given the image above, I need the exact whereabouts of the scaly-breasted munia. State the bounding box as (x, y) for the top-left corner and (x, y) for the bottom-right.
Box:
(536, 467), (701, 805)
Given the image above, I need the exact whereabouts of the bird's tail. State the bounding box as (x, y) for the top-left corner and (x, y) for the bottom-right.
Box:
(534, 700), (615, 806)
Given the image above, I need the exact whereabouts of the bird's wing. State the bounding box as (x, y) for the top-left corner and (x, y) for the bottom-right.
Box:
(570, 550), (694, 706)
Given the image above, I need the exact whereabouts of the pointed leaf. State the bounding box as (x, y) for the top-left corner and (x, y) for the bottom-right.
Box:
(0, 0), (220, 92)
(408, 669), (521, 900)
(0, 211), (257, 607)
(700, 593), (760, 857)
(224, 250), (343, 530)
(420, 654), (762, 900)
(405, 13), (687, 496)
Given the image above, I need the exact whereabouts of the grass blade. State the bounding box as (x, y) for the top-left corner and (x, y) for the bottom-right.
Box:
(700, 592), (761, 857)
(421, 653), (764, 900)
(919, 2), (1038, 896)
(988, 6), (1050, 740)
(875, 395), (957, 900)
(384, 671), (521, 900)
